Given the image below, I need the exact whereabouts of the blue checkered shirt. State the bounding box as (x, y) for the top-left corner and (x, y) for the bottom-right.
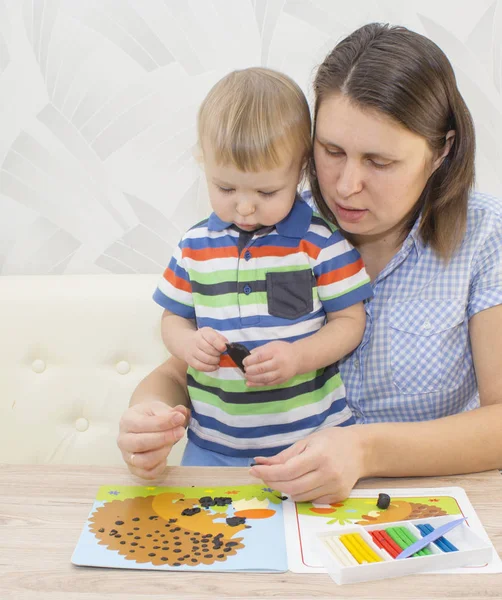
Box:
(304, 191), (502, 423)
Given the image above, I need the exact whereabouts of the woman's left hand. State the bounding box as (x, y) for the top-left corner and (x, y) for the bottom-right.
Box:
(249, 426), (367, 503)
(243, 341), (299, 386)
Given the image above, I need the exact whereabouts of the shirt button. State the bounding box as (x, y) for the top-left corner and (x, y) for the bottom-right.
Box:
(243, 285), (252, 295)
(423, 319), (432, 330)
(353, 359), (360, 370)
(244, 251), (252, 261)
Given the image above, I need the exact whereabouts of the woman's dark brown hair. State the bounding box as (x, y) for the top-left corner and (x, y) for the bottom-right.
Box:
(309, 23), (475, 259)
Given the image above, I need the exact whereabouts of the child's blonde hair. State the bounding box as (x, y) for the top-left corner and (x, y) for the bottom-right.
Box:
(198, 67), (311, 172)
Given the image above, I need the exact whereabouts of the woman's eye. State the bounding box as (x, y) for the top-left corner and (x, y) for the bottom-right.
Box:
(324, 148), (344, 157)
(369, 159), (392, 169)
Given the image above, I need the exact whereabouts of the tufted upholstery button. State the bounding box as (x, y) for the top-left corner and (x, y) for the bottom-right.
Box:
(31, 359), (46, 373)
(75, 417), (89, 432)
(116, 360), (131, 375)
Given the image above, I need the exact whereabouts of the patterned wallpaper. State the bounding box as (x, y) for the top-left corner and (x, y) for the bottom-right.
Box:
(0, 0), (501, 275)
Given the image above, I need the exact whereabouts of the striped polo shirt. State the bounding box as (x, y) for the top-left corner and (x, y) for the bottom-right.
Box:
(153, 196), (373, 456)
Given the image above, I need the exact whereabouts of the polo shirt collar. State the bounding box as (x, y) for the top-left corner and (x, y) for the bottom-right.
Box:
(207, 194), (312, 238)
(275, 195), (312, 238)
(207, 212), (231, 232)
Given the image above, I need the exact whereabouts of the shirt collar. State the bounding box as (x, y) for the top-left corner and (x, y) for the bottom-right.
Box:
(207, 194), (312, 238)
(405, 212), (426, 257)
(207, 212), (231, 231)
(373, 213), (425, 286)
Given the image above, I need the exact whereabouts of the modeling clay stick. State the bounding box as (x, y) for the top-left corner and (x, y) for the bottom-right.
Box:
(330, 536), (360, 566)
(404, 527), (433, 556)
(350, 533), (383, 563)
(426, 524), (458, 552)
(419, 523), (458, 552)
(369, 531), (389, 554)
(390, 527), (423, 557)
(396, 527), (432, 558)
(386, 527), (424, 557)
(371, 530), (400, 558)
(386, 527), (410, 550)
(378, 530), (404, 557)
(323, 537), (351, 566)
(347, 533), (376, 563)
(396, 518), (466, 559)
(418, 524), (450, 552)
(369, 531), (383, 547)
(397, 526), (431, 556)
(375, 532), (401, 558)
(324, 536), (358, 566)
(347, 533), (378, 563)
(339, 534), (368, 564)
(432, 533), (458, 552)
(347, 533), (377, 563)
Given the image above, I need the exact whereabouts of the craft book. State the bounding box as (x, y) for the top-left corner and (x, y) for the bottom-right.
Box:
(72, 484), (502, 576)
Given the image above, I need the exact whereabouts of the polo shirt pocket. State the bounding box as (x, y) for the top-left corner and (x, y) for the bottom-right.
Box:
(390, 299), (467, 394)
(266, 270), (314, 320)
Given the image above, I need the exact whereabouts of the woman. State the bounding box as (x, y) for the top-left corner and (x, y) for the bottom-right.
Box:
(117, 23), (502, 502)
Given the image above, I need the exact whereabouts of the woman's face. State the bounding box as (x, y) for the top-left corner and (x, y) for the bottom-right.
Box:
(314, 94), (439, 247)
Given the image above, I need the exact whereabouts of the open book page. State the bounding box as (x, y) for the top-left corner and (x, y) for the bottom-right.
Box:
(284, 487), (502, 574)
(72, 484), (287, 572)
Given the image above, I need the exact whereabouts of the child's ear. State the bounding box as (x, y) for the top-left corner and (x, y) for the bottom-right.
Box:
(192, 144), (204, 167)
(297, 157), (308, 186)
(432, 130), (455, 172)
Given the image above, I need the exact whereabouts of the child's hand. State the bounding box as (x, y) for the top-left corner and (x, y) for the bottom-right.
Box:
(243, 341), (300, 386)
(184, 327), (228, 372)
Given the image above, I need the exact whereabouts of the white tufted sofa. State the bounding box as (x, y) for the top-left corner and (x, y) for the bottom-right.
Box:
(0, 274), (187, 466)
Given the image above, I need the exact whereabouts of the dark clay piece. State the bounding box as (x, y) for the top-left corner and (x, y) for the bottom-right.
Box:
(377, 492), (391, 509)
(226, 343), (250, 372)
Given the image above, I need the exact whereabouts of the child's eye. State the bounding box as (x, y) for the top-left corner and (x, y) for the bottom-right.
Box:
(217, 186), (234, 193)
(258, 190), (277, 197)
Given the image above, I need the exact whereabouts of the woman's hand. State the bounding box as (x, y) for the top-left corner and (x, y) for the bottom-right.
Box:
(249, 426), (367, 503)
(117, 401), (190, 480)
(243, 341), (300, 386)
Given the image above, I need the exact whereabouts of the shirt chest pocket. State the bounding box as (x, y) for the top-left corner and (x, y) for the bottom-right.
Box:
(389, 299), (467, 394)
(266, 270), (314, 320)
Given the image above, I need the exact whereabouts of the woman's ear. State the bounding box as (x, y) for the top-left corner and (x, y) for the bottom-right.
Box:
(432, 130), (455, 172)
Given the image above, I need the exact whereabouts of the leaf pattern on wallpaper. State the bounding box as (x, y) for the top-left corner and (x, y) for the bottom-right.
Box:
(96, 179), (211, 274)
(0, 0), (501, 274)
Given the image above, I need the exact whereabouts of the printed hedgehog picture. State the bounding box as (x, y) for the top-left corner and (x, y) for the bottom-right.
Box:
(74, 484), (287, 571)
(296, 494), (462, 526)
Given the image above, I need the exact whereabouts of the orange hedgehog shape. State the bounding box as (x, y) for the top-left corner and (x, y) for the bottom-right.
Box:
(89, 492), (246, 567)
(356, 500), (448, 526)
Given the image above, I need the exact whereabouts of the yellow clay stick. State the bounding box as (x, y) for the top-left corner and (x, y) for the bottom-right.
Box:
(339, 534), (368, 564)
(350, 533), (383, 563)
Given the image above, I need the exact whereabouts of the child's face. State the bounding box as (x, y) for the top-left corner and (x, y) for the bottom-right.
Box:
(203, 147), (303, 231)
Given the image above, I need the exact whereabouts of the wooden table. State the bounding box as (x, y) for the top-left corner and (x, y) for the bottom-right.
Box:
(1, 465), (501, 599)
